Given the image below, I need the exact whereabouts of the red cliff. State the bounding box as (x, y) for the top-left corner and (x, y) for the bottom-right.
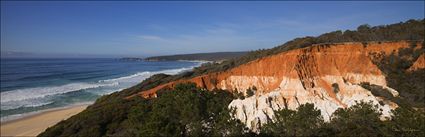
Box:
(137, 41), (415, 97)
(132, 41), (422, 130)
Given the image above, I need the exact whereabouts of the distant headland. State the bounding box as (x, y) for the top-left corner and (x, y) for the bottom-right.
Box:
(120, 51), (248, 62)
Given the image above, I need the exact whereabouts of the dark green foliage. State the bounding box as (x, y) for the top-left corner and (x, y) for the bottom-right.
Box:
(232, 88), (246, 100)
(246, 87), (255, 97)
(327, 101), (392, 137)
(38, 95), (146, 137)
(40, 94), (425, 137)
(359, 82), (413, 108)
(385, 69), (425, 108)
(209, 108), (252, 137)
(360, 82), (395, 100)
(370, 41), (425, 107)
(388, 107), (425, 137)
(133, 83), (246, 136)
(261, 103), (324, 136)
(39, 83), (249, 137)
(261, 102), (425, 137)
(235, 92), (245, 100)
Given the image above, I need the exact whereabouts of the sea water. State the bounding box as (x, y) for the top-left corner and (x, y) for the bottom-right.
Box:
(0, 58), (201, 122)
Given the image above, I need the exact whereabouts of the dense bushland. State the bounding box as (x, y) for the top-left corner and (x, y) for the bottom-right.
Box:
(39, 83), (252, 137)
(261, 101), (425, 137)
(369, 41), (425, 107)
(39, 83), (425, 137)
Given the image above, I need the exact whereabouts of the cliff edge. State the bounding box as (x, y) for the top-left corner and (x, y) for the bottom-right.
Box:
(132, 41), (424, 130)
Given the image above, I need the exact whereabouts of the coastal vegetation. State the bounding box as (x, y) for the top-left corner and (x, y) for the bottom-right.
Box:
(39, 83), (425, 137)
(39, 83), (251, 137)
(369, 41), (425, 107)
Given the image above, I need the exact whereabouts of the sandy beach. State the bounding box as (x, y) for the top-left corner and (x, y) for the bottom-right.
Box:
(1, 105), (88, 137)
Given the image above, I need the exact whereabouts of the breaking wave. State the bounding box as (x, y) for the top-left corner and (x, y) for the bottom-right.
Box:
(0, 62), (202, 112)
(0, 82), (118, 103)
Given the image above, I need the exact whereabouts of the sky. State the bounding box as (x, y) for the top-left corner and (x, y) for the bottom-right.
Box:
(1, 1), (424, 57)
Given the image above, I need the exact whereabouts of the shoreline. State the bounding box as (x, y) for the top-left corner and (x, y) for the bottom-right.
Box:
(1, 104), (89, 136)
(0, 61), (202, 136)
(1, 101), (93, 123)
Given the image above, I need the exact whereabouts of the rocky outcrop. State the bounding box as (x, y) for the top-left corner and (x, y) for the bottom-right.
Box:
(132, 41), (422, 131)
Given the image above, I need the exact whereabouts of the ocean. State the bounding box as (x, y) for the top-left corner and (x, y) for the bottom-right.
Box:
(0, 58), (201, 122)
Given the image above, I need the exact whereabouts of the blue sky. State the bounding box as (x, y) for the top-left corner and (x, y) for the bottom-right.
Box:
(1, 1), (424, 57)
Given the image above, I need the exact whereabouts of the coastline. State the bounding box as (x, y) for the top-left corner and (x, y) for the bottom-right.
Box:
(0, 60), (203, 137)
(1, 104), (89, 136)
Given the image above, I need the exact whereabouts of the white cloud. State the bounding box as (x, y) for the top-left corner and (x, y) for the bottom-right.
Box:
(138, 35), (163, 40)
(134, 15), (369, 54)
(132, 26), (270, 55)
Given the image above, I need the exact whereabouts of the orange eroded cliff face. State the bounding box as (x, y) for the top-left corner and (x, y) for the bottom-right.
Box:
(137, 41), (414, 98)
(133, 41), (422, 130)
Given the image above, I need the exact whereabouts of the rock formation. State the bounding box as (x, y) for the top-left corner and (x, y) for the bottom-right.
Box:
(132, 41), (424, 131)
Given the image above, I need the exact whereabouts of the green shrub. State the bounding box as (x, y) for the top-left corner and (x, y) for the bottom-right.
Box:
(261, 103), (324, 137)
(39, 83), (250, 137)
(246, 87), (255, 97)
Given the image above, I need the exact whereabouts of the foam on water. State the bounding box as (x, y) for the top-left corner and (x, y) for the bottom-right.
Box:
(0, 82), (119, 103)
(1, 99), (55, 111)
(99, 66), (194, 83)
